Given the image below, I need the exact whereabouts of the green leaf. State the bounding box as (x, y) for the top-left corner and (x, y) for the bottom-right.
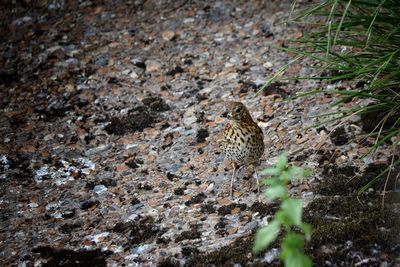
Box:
(253, 220), (281, 254)
(262, 177), (280, 186)
(276, 210), (289, 225)
(277, 155), (288, 171)
(284, 253), (312, 267)
(286, 166), (312, 181)
(280, 171), (291, 183)
(281, 199), (303, 226)
(261, 167), (280, 176)
(300, 223), (312, 240)
(282, 233), (304, 252)
(266, 185), (287, 200)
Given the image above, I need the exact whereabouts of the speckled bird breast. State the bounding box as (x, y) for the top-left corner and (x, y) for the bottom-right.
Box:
(222, 121), (264, 165)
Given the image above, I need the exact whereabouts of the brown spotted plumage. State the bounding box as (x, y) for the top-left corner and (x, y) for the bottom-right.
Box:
(222, 101), (264, 197)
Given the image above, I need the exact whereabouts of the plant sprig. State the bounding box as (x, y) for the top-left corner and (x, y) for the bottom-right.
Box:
(253, 155), (312, 267)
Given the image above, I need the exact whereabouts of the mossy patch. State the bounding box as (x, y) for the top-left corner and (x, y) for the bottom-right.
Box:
(305, 162), (400, 265)
(250, 201), (279, 217)
(186, 235), (265, 267)
(185, 160), (400, 266)
(317, 163), (391, 195)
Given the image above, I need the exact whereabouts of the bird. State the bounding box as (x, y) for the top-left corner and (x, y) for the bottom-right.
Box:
(222, 101), (264, 197)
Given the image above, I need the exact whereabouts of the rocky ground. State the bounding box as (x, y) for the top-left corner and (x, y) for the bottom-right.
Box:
(0, 0), (399, 266)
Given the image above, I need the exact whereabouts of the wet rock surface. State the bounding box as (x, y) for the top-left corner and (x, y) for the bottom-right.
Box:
(0, 0), (399, 266)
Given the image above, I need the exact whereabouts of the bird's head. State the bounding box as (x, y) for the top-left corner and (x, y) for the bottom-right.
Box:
(225, 101), (253, 123)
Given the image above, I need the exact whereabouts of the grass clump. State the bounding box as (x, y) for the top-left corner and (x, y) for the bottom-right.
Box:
(261, 0), (400, 195)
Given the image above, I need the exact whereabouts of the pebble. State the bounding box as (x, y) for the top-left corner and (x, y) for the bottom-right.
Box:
(263, 248), (280, 263)
(84, 144), (112, 156)
(93, 185), (108, 195)
(29, 202), (39, 208)
(130, 71), (139, 79)
(145, 60), (162, 73)
(183, 116), (197, 126)
(162, 31), (176, 41)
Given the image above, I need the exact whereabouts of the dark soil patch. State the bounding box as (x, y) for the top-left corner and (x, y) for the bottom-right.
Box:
(305, 161), (400, 266)
(105, 107), (154, 135)
(330, 126), (349, 146)
(250, 201), (279, 217)
(126, 158), (143, 169)
(60, 222), (82, 234)
(158, 257), (180, 267)
(112, 221), (134, 234)
(137, 182), (153, 191)
(185, 193), (207, 206)
(217, 203), (247, 216)
(317, 149), (337, 165)
(305, 193), (400, 266)
(174, 187), (185, 196)
(129, 216), (160, 244)
(80, 199), (99, 210)
(214, 217), (227, 230)
(6, 154), (34, 184)
(165, 66), (184, 76)
(175, 228), (201, 242)
(360, 108), (399, 134)
(131, 197), (141, 205)
(200, 202), (216, 214)
(142, 96), (170, 112)
(85, 178), (117, 190)
(32, 246), (111, 267)
(182, 246), (200, 257)
(196, 128), (209, 143)
(318, 163), (394, 195)
(261, 82), (290, 98)
(187, 235), (267, 267)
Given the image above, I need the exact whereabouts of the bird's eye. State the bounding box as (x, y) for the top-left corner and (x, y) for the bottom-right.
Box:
(235, 106), (243, 112)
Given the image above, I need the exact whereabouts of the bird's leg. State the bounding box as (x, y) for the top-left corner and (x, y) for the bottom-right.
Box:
(230, 164), (236, 197)
(230, 164), (243, 197)
(253, 168), (260, 194)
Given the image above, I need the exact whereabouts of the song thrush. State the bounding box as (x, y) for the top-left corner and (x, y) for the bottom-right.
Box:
(222, 101), (264, 197)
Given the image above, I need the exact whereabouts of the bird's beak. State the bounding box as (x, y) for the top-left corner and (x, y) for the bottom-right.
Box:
(221, 111), (229, 118)
(227, 112), (232, 119)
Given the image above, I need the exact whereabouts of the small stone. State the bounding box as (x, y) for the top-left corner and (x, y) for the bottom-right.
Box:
(162, 30), (176, 41)
(129, 71), (139, 79)
(121, 69), (131, 75)
(244, 221), (259, 232)
(183, 116), (197, 126)
(95, 56), (109, 66)
(29, 202), (39, 208)
(131, 57), (146, 69)
(93, 185), (107, 194)
(116, 164), (129, 172)
(183, 18), (195, 23)
(217, 198), (231, 206)
(84, 144), (112, 156)
(263, 62), (273, 68)
(227, 227), (238, 235)
(145, 60), (162, 73)
(231, 207), (241, 215)
(263, 248), (280, 263)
